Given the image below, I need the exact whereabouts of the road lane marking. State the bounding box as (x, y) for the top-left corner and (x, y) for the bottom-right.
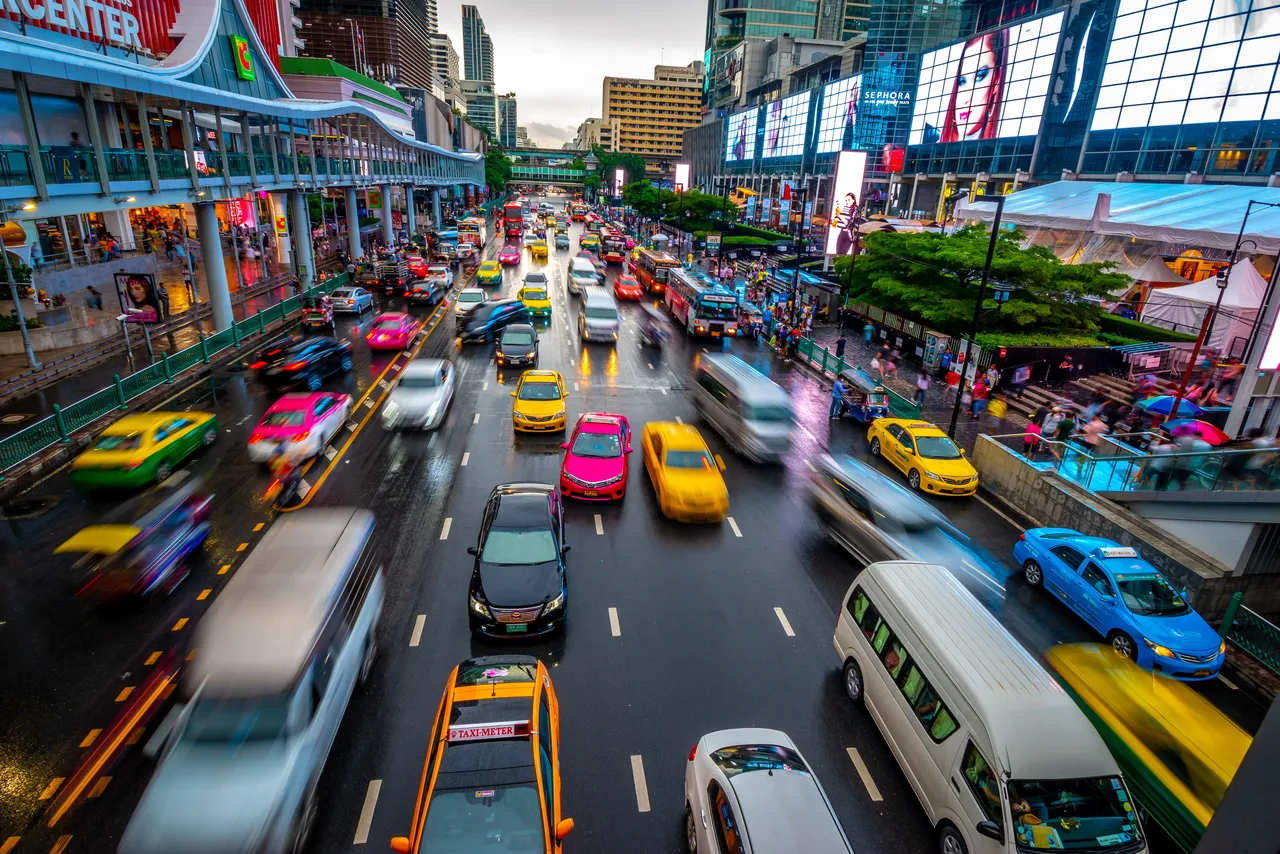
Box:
(726, 516), (742, 538)
(363, 398), (375, 409)
(974, 494), (1026, 532)
(297, 479), (311, 499)
(675, 416), (683, 423)
(253, 522), (265, 532)
(324, 447), (337, 459)
(144, 651), (162, 666)
(440, 517), (452, 540)
(353, 779), (382, 844)
(1218, 674), (1239, 690)
(391, 363), (402, 371)
(50, 837), (72, 854)
(125, 727), (144, 745)
(236, 415), (251, 426)
(609, 607), (621, 636)
(659, 387), (667, 394)
(1, 837), (18, 854)
(630, 755), (651, 813)
(87, 777), (111, 799)
(218, 564), (231, 575)
(38, 778), (65, 800)
(236, 542), (248, 552)
(410, 615), (426, 647)
(574, 382), (580, 391)
(79, 730), (101, 749)
(647, 362), (654, 369)
(798, 424), (820, 442)
(196, 589), (211, 601)
(774, 607), (795, 637)
(846, 748), (883, 801)
(461, 452), (470, 466)
(171, 618), (187, 631)
(115, 687), (134, 702)
(483, 381), (489, 391)
(346, 421), (358, 431)
(378, 379), (389, 389)
(804, 459), (817, 472)
(473, 413), (480, 424)
(594, 514), (603, 535)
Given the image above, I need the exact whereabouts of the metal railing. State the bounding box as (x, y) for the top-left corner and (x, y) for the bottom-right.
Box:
(0, 273), (351, 475)
(796, 337), (922, 419)
(1219, 592), (1280, 677)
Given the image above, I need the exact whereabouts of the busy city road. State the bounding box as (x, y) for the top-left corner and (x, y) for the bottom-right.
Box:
(0, 197), (1264, 853)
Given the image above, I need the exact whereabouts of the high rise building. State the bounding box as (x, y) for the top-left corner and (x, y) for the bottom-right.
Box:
(429, 33), (460, 86)
(602, 62), (703, 176)
(461, 78), (499, 138)
(462, 4), (494, 83)
(497, 93), (518, 148)
(515, 127), (532, 148)
(298, 0), (435, 89)
(572, 118), (612, 151)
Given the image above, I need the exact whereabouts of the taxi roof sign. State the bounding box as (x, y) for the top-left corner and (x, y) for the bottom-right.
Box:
(447, 720), (531, 743)
(1098, 546), (1139, 559)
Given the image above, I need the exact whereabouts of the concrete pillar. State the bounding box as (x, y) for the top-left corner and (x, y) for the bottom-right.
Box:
(380, 182), (393, 245)
(289, 189), (315, 288)
(432, 187), (442, 228)
(195, 201), (233, 330)
(405, 185), (416, 235)
(344, 185), (362, 260)
(270, 191), (291, 264)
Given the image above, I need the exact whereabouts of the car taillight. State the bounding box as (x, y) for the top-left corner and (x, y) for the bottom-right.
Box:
(283, 361), (308, 371)
(289, 431), (311, 443)
(1018, 533), (1026, 541)
(688, 745), (697, 762)
(250, 361), (268, 370)
(249, 432), (264, 444)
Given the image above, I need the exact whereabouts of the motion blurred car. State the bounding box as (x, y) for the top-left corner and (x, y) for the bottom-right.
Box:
(1014, 530), (1225, 677)
(867, 418), (979, 495)
(467, 484), (569, 637)
(579, 234), (600, 251)
(559, 413), (631, 501)
(555, 232), (571, 250)
(248, 392), (352, 462)
(254, 336), (354, 391)
(613, 274), (643, 301)
(530, 240), (549, 261)
(459, 299), (529, 344)
(72, 412), (219, 489)
(684, 730), (854, 854)
(496, 324), (539, 368)
(406, 255), (429, 278)
(476, 260), (503, 285)
(454, 287), (487, 316)
(405, 275), (446, 306)
(383, 358), (454, 431)
(499, 244), (521, 265)
(641, 421), (728, 522)
(390, 656), (573, 853)
(518, 282), (552, 318)
(511, 370), (568, 432)
(365, 312), (422, 351)
(424, 264), (454, 288)
(330, 286), (373, 313)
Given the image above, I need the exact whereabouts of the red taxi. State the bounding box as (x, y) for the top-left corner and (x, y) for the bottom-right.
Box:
(366, 312), (422, 351)
(407, 255), (429, 278)
(559, 412), (631, 500)
(613, 275), (643, 301)
(391, 656), (573, 854)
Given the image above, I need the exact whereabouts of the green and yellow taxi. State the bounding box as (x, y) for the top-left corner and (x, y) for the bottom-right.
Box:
(511, 370), (568, 432)
(71, 411), (219, 489)
(578, 234), (599, 251)
(392, 656), (573, 854)
(529, 240), (549, 261)
(476, 260), (503, 285)
(518, 283), (552, 318)
(866, 417), (978, 495)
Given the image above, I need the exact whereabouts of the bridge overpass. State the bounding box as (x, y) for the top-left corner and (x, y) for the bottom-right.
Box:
(510, 165), (586, 186)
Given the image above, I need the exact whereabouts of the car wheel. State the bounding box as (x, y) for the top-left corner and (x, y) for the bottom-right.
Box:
(908, 469), (921, 490)
(290, 787), (317, 854)
(842, 658), (864, 703)
(1108, 630), (1138, 660)
(340, 355), (353, 372)
(938, 824), (968, 854)
(306, 373), (322, 391)
(870, 437), (882, 456)
(154, 461), (172, 483)
(201, 426), (217, 447)
(1023, 559), (1044, 587)
(684, 804), (698, 853)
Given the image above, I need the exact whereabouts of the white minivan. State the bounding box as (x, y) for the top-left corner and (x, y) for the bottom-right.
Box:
(833, 561), (1146, 854)
(568, 257), (598, 296)
(579, 289), (620, 342)
(120, 508), (385, 854)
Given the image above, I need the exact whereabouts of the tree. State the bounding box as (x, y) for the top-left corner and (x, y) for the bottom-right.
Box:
(668, 189), (734, 223)
(589, 144), (647, 193)
(833, 225), (1130, 336)
(622, 181), (673, 218)
(485, 144), (512, 195)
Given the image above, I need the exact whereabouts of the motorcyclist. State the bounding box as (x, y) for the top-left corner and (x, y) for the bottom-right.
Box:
(266, 442), (307, 503)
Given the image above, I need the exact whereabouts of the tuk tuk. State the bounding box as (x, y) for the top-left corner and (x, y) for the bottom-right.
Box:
(737, 302), (762, 337)
(838, 368), (890, 422)
(638, 303), (671, 348)
(300, 295), (334, 329)
(54, 474), (212, 601)
(378, 260), (409, 296)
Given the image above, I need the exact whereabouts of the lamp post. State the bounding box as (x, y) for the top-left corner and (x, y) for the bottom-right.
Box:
(1, 201), (40, 368)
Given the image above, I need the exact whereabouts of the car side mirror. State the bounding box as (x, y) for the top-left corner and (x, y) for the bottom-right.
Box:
(959, 448), (967, 456)
(510, 391), (517, 397)
(555, 818), (575, 841)
(561, 545), (572, 554)
(467, 546), (478, 556)
(390, 837), (411, 853)
(560, 443), (570, 450)
(975, 821), (1004, 844)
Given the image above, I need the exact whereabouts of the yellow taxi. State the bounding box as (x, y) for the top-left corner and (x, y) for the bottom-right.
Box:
(543, 213), (556, 227)
(391, 656), (574, 854)
(71, 411), (219, 489)
(641, 421), (728, 522)
(529, 240), (549, 261)
(518, 283), (552, 317)
(579, 234), (599, 251)
(867, 417), (978, 495)
(511, 370), (568, 432)
(476, 260), (503, 285)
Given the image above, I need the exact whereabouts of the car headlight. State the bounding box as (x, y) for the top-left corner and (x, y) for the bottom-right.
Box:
(543, 591), (565, 613)
(1219, 640), (1227, 656)
(554, 410), (566, 420)
(925, 471), (942, 480)
(382, 400), (399, 420)
(612, 331), (618, 340)
(426, 402), (440, 421)
(469, 595), (491, 618)
(1143, 637), (1175, 658)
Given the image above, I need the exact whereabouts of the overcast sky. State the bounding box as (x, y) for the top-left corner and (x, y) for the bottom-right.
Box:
(437, 1), (706, 148)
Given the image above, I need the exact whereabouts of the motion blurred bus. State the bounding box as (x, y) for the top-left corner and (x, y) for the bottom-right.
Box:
(457, 217), (487, 247)
(633, 248), (681, 295)
(1047, 643), (1251, 853)
(666, 267), (738, 337)
(571, 202), (588, 221)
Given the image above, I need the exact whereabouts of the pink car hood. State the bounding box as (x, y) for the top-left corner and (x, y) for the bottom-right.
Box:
(563, 453), (625, 483)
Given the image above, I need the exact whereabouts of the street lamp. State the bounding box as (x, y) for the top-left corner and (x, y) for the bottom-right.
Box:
(1, 201), (41, 368)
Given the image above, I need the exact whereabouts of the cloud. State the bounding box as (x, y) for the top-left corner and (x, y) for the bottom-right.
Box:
(525, 122), (576, 148)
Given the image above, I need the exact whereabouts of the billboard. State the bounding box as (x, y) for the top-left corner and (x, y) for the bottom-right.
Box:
(115, 272), (162, 323)
(817, 75), (863, 153)
(825, 151), (868, 256)
(725, 108), (759, 162)
(613, 168), (625, 196)
(909, 11), (1065, 144)
(744, 196), (757, 220)
(674, 163), (691, 192)
(1089, 0), (1280, 130)
(762, 91), (812, 158)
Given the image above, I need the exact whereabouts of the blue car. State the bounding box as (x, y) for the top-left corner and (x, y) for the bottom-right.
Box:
(1013, 528), (1225, 680)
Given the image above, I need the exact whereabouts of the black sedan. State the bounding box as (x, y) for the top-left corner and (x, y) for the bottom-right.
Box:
(496, 323), (538, 368)
(252, 336), (353, 391)
(467, 483), (568, 637)
(458, 299), (529, 344)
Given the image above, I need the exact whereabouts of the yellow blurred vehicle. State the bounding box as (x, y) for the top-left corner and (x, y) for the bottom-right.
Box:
(518, 284), (552, 317)
(640, 421), (728, 522)
(476, 260), (503, 285)
(390, 656), (573, 854)
(511, 370), (568, 432)
(867, 417), (978, 495)
(579, 234), (599, 251)
(530, 240), (549, 261)
(72, 411), (219, 489)
(1047, 643), (1251, 853)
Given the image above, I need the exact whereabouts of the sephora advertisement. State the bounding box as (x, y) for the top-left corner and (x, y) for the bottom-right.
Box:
(910, 11), (1065, 144)
(725, 108), (759, 162)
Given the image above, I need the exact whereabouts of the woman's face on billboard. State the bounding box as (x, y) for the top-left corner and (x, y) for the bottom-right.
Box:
(954, 36), (998, 136)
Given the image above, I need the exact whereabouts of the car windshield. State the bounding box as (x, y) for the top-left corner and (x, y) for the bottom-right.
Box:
(503, 332), (534, 346)
(519, 382), (561, 401)
(1117, 575), (1191, 617)
(481, 529), (557, 564)
(92, 434), (143, 451)
(459, 292), (484, 304)
(374, 319), (404, 331)
(744, 404), (792, 423)
(183, 694), (290, 744)
(1007, 777), (1143, 851)
(666, 450), (715, 470)
(696, 302), (738, 321)
(710, 745), (809, 779)
(526, 274), (548, 284)
(263, 410), (306, 427)
(399, 373), (442, 389)
(571, 431), (622, 458)
(523, 289), (547, 301)
(916, 435), (963, 460)
(584, 307), (617, 321)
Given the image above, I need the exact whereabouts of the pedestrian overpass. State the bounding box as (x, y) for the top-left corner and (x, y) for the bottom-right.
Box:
(510, 165), (586, 186)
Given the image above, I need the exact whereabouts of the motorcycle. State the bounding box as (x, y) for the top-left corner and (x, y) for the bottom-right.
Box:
(638, 303), (671, 348)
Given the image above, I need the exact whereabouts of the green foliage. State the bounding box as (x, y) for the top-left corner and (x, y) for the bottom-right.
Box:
(835, 225), (1130, 338)
(589, 145), (647, 193)
(0, 260), (32, 285)
(0, 314), (41, 332)
(974, 331), (1110, 348)
(1097, 312), (1198, 343)
(721, 236), (777, 248)
(1095, 332), (1142, 346)
(486, 145), (513, 194)
(358, 216), (381, 227)
(307, 195), (336, 226)
(730, 223), (789, 241)
(622, 181), (671, 218)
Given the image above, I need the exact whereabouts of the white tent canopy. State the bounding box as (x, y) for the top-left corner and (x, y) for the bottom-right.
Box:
(1125, 255), (1191, 287)
(1141, 258), (1269, 352)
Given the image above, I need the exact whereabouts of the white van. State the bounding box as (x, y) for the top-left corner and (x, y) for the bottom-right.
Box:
(568, 257), (598, 296)
(579, 289), (620, 342)
(833, 562), (1146, 854)
(691, 353), (793, 462)
(120, 508), (385, 854)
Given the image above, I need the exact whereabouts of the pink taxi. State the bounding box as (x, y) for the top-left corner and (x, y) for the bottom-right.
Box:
(498, 244), (522, 265)
(247, 392), (352, 462)
(559, 412), (632, 501)
(365, 312), (422, 351)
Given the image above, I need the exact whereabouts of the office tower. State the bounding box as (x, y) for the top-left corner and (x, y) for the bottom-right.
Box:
(602, 62), (703, 175)
(498, 92), (518, 148)
(298, 0), (434, 88)
(462, 4), (494, 83)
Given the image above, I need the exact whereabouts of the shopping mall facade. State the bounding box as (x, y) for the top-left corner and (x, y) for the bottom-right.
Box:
(685, 0), (1280, 233)
(0, 0), (484, 331)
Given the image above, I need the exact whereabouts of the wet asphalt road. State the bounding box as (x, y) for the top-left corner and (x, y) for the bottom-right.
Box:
(0, 197), (1265, 853)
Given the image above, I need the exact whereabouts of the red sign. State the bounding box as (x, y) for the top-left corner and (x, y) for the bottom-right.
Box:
(447, 721), (530, 743)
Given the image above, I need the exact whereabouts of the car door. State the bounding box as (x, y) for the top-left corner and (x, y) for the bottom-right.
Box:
(881, 425), (908, 474)
(706, 778), (746, 854)
(312, 395), (338, 443)
(950, 740), (1006, 854)
(1045, 544), (1086, 608)
(1075, 560), (1117, 632)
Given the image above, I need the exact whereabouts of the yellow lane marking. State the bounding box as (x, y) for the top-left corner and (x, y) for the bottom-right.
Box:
(235, 542), (248, 552)
(78, 730), (101, 749)
(253, 522), (265, 531)
(197, 588), (211, 601)
(171, 618), (188, 631)
(124, 727), (144, 746)
(186, 649), (197, 662)
(37, 779), (65, 800)
(144, 651), (162, 666)
(50, 836), (72, 854)
(218, 564), (231, 575)
(87, 777), (111, 799)
(114, 687), (133, 703)
(1, 837), (19, 854)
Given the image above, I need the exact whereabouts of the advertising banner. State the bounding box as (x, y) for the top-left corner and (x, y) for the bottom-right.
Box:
(674, 163), (691, 192)
(817, 75), (863, 154)
(706, 233), (721, 254)
(825, 151), (868, 256)
(725, 108), (759, 162)
(761, 198), (772, 223)
(761, 91), (812, 158)
(115, 272), (162, 323)
(744, 196), (757, 220)
(613, 168), (625, 197)
(779, 199), (792, 224)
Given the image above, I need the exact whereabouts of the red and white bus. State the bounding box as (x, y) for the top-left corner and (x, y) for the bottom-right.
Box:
(503, 203), (523, 238)
(665, 267), (739, 338)
(633, 249), (681, 296)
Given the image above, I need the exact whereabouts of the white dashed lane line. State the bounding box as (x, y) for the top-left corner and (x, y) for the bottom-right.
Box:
(847, 748), (884, 801)
(630, 755), (651, 813)
(409, 615), (426, 647)
(483, 381), (489, 391)
(594, 514), (603, 535)
(804, 459), (816, 472)
(473, 413), (480, 425)
(774, 606), (795, 637)
(726, 516), (742, 538)
(461, 452), (470, 466)
(1218, 674), (1239, 690)
(353, 779), (382, 844)
(608, 607), (621, 637)
(440, 518), (452, 540)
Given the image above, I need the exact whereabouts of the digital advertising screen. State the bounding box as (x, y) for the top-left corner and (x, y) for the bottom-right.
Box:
(613, 168), (624, 196)
(825, 150), (868, 256)
(725, 108), (759, 162)
(762, 91), (812, 158)
(909, 11), (1065, 144)
(816, 75), (863, 153)
(1090, 0), (1280, 131)
(674, 163), (691, 192)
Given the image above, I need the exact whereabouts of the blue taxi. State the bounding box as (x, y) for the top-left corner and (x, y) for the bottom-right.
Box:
(1013, 528), (1225, 679)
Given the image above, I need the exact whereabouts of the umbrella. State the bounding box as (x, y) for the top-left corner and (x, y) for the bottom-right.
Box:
(1138, 395), (1204, 417)
(1165, 419), (1230, 446)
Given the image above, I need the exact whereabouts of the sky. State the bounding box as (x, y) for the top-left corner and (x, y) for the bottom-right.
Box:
(437, 1), (707, 148)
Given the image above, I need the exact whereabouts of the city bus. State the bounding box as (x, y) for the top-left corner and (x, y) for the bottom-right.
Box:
(571, 202), (588, 221)
(457, 217), (487, 247)
(665, 267), (739, 337)
(633, 249), (681, 295)
(601, 232), (627, 264)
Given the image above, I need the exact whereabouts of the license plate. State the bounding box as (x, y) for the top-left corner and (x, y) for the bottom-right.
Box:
(711, 331), (720, 337)
(584, 490), (598, 496)
(506, 623), (528, 633)
(1194, 668), (1209, 677)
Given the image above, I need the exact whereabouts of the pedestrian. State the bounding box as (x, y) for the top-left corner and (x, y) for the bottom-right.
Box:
(871, 353), (882, 378)
(830, 376), (847, 419)
(182, 266), (195, 302)
(788, 326), (800, 360)
(1051, 409), (1076, 461)
(939, 349), (952, 378)
(945, 367), (961, 404)
(970, 378), (988, 419)
(155, 281), (170, 318)
(164, 234), (175, 262)
(863, 321), (874, 345)
(86, 285), (103, 311)
(30, 240), (41, 271)
(1242, 427), (1277, 488)
(834, 333), (847, 362)
(915, 370), (930, 406)
(837, 305), (847, 332)
(1024, 418), (1041, 458)
(986, 395), (1007, 432)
